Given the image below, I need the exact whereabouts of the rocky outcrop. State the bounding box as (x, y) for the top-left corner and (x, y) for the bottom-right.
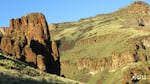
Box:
(110, 52), (136, 71)
(76, 57), (108, 74)
(117, 1), (150, 15)
(131, 38), (150, 61)
(0, 27), (9, 36)
(142, 37), (150, 47)
(9, 13), (50, 45)
(137, 16), (150, 28)
(123, 63), (150, 84)
(75, 37), (150, 74)
(0, 13), (60, 75)
(112, 37), (150, 71)
(127, 1), (150, 14)
(0, 37), (13, 55)
(75, 52), (135, 74)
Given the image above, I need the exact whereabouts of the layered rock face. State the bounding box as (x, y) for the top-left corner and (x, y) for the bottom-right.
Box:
(75, 38), (150, 73)
(0, 13), (60, 75)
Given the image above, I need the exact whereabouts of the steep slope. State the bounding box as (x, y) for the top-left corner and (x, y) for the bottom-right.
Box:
(49, 1), (150, 84)
(0, 52), (80, 84)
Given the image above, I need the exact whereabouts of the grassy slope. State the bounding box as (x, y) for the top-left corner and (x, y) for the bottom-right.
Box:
(51, 14), (150, 60)
(51, 12), (150, 84)
(50, 2), (150, 84)
(0, 53), (81, 84)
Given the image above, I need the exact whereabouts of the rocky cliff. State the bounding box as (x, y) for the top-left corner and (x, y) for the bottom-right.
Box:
(0, 13), (60, 75)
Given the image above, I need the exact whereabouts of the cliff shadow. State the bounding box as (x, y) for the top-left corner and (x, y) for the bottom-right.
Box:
(30, 40), (61, 75)
(55, 40), (61, 48)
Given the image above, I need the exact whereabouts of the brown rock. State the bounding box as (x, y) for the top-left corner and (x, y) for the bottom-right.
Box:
(24, 46), (37, 66)
(12, 42), (21, 59)
(37, 55), (46, 71)
(51, 41), (59, 61)
(77, 57), (108, 73)
(9, 13), (50, 45)
(138, 16), (150, 27)
(131, 39), (148, 61)
(127, 1), (149, 14)
(0, 13), (60, 75)
(123, 68), (141, 84)
(111, 52), (135, 70)
(123, 64), (150, 84)
(0, 28), (5, 36)
(0, 37), (13, 54)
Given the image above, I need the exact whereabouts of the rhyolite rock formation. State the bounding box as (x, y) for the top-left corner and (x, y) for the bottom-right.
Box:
(0, 13), (60, 75)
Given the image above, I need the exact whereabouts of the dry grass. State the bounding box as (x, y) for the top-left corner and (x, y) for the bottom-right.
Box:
(0, 53), (81, 84)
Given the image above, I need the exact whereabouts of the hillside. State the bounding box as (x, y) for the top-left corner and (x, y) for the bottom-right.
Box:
(49, 1), (150, 84)
(1, 1), (150, 84)
(0, 52), (80, 84)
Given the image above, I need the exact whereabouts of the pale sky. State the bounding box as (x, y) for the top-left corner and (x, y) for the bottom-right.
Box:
(0, 0), (150, 27)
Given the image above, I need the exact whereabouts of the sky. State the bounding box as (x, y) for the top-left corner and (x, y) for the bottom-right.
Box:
(0, 0), (150, 27)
